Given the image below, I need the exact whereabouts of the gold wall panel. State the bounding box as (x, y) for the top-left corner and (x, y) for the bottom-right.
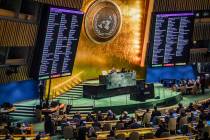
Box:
(33, 0), (83, 9)
(73, 0), (148, 80)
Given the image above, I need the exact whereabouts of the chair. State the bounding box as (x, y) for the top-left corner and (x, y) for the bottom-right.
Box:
(89, 137), (97, 140)
(107, 137), (116, 140)
(168, 117), (176, 135)
(63, 125), (74, 139)
(144, 132), (154, 139)
(160, 132), (170, 138)
(115, 122), (124, 130)
(116, 133), (126, 140)
(103, 123), (112, 131)
(129, 131), (140, 140)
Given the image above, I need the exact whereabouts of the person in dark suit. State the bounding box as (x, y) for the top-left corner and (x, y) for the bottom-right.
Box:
(199, 132), (210, 140)
(151, 106), (161, 125)
(5, 122), (14, 134)
(14, 123), (22, 134)
(86, 112), (95, 122)
(77, 121), (87, 140)
(44, 115), (55, 136)
(96, 111), (103, 121)
(200, 75), (206, 94)
(186, 103), (196, 112)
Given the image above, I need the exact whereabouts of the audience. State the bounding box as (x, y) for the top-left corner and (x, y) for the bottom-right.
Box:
(172, 78), (204, 95)
(1, 98), (210, 140)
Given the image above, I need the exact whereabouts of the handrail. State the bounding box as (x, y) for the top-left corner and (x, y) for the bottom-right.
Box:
(52, 71), (83, 91)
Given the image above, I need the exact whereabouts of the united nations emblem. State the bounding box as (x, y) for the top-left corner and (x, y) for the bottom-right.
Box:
(85, 0), (122, 44)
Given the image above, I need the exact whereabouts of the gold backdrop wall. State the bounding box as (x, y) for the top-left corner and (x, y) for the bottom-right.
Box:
(46, 0), (149, 98)
(74, 0), (148, 80)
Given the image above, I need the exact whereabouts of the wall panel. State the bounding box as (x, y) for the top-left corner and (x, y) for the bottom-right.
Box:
(193, 23), (210, 41)
(0, 19), (38, 47)
(0, 0), (84, 84)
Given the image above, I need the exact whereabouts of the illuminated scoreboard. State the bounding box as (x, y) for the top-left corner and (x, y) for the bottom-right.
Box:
(149, 12), (194, 67)
(31, 7), (83, 80)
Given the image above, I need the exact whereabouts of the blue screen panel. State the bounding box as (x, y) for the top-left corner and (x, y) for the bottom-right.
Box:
(0, 80), (38, 104)
(146, 65), (196, 83)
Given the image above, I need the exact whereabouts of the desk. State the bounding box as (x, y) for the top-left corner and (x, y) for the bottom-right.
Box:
(146, 135), (191, 140)
(84, 72), (137, 99)
(0, 134), (50, 140)
(96, 128), (154, 139)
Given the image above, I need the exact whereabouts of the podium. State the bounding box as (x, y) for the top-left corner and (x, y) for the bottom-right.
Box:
(83, 71), (137, 99)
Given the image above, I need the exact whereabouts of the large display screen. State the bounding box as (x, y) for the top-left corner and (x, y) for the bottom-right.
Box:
(31, 6), (83, 80)
(148, 12), (194, 67)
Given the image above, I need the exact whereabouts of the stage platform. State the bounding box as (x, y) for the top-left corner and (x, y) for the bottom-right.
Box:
(13, 80), (182, 112)
(66, 83), (182, 113)
(11, 81), (210, 117)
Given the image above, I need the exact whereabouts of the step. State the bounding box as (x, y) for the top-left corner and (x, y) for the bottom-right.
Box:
(67, 90), (83, 93)
(64, 92), (83, 95)
(9, 112), (35, 117)
(75, 85), (83, 88)
(69, 110), (93, 114)
(56, 96), (80, 99)
(13, 110), (35, 114)
(60, 95), (82, 98)
(14, 104), (36, 108)
(71, 108), (93, 111)
(72, 106), (93, 108)
(71, 87), (83, 90)
(56, 97), (80, 100)
(15, 107), (35, 111)
(81, 83), (94, 86)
